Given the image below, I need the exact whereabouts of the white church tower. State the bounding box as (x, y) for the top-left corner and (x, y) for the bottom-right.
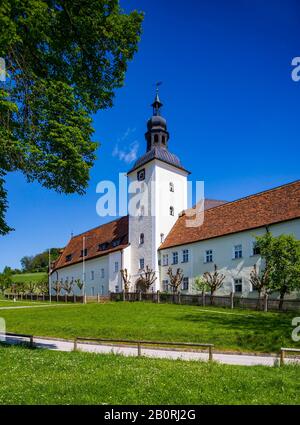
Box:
(127, 91), (189, 290)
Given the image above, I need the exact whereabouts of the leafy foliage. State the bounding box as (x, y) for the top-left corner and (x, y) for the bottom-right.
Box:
(0, 0), (143, 233)
(256, 232), (300, 309)
(21, 248), (61, 272)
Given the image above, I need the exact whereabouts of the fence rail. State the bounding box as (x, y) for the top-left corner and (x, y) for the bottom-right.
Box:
(4, 331), (34, 347)
(3, 293), (109, 304)
(74, 336), (214, 360)
(110, 291), (300, 312)
(280, 347), (300, 366)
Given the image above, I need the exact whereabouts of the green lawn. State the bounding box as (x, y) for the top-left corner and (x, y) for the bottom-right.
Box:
(0, 300), (53, 308)
(10, 272), (47, 283)
(0, 345), (299, 405)
(0, 302), (299, 353)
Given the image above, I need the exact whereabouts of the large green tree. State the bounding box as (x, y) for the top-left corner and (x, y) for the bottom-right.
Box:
(256, 232), (300, 310)
(0, 0), (143, 234)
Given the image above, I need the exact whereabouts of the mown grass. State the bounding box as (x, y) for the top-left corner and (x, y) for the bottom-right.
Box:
(10, 272), (47, 283)
(0, 345), (299, 405)
(0, 302), (299, 353)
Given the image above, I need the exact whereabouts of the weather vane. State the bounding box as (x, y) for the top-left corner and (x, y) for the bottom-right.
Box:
(155, 81), (163, 94)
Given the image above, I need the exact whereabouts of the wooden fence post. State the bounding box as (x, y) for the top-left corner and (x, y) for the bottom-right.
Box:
(209, 346), (213, 361)
(139, 291), (142, 302)
(280, 349), (285, 366)
(178, 292), (181, 304)
(74, 339), (78, 351)
(202, 291), (205, 307)
(122, 290), (125, 302)
(230, 292), (234, 309)
(157, 290), (160, 304)
(137, 342), (142, 357)
(264, 293), (268, 312)
(29, 336), (34, 348)
(65, 294), (67, 303)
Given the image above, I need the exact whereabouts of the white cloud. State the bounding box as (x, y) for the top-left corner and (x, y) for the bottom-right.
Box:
(112, 128), (139, 164)
(113, 141), (139, 164)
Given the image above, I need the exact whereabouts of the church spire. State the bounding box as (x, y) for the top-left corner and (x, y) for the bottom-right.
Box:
(145, 85), (169, 151)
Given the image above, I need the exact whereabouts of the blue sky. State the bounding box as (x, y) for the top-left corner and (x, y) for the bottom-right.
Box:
(1, 0), (300, 270)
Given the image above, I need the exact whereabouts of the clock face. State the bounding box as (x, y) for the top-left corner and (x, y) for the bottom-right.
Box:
(137, 169), (145, 181)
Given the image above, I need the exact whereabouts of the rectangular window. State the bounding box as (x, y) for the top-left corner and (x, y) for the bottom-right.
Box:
(91, 287), (95, 296)
(252, 241), (260, 256)
(99, 243), (108, 251)
(162, 280), (169, 292)
(182, 249), (189, 263)
(100, 268), (105, 278)
(66, 254), (72, 262)
(91, 271), (94, 280)
(112, 239), (121, 247)
(182, 277), (189, 291)
(172, 252), (178, 264)
(162, 254), (169, 266)
(80, 248), (88, 257)
(234, 278), (243, 293)
(115, 285), (119, 293)
(205, 249), (213, 263)
(114, 262), (119, 273)
(233, 244), (243, 259)
(139, 258), (145, 270)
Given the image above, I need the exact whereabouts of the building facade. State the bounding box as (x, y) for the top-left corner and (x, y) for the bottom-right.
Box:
(50, 94), (300, 297)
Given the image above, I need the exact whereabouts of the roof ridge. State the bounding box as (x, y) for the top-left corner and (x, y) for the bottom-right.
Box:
(71, 216), (128, 240)
(183, 179), (300, 216)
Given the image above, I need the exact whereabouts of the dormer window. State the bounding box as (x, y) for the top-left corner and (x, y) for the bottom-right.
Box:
(169, 182), (174, 192)
(80, 248), (88, 257)
(170, 206), (174, 216)
(139, 233), (144, 245)
(66, 254), (72, 262)
(112, 239), (121, 247)
(98, 242), (109, 251)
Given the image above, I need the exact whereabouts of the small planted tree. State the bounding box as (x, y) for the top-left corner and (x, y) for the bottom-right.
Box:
(38, 281), (49, 296)
(138, 266), (157, 292)
(167, 267), (184, 294)
(203, 264), (225, 304)
(52, 281), (62, 297)
(120, 269), (131, 292)
(75, 279), (84, 296)
(26, 281), (37, 294)
(249, 264), (270, 309)
(256, 233), (300, 310)
(63, 279), (74, 296)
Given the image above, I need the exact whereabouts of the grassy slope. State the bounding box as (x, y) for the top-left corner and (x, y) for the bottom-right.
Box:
(11, 272), (47, 283)
(0, 345), (299, 405)
(0, 302), (299, 353)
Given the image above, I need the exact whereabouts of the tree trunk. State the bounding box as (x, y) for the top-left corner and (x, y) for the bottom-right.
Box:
(210, 290), (214, 305)
(256, 290), (261, 310)
(279, 291), (286, 311)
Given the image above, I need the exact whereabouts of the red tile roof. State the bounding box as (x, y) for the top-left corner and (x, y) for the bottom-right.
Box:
(52, 216), (129, 271)
(159, 180), (300, 250)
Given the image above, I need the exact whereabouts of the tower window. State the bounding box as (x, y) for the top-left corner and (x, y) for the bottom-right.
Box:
(154, 134), (159, 144)
(169, 182), (174, 192)
(160, 233), (164, 243)
(139, 233), (144, 245)
(162, 136), (166, 145)
(170, 206), (174, 216)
